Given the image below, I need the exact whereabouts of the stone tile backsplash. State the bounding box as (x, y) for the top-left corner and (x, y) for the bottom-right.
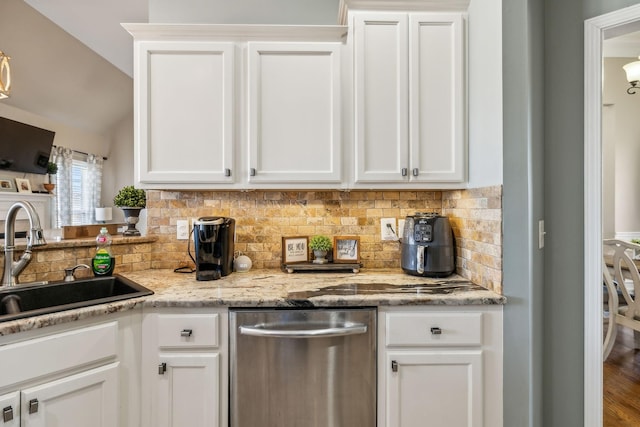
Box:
(147, 186), (502, 293)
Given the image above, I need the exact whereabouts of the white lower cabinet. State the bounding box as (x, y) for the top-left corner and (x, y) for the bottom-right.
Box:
(20, 363), (118, 427)
(141, 309), (228, 427)
(379, 307), (503, 427)
(0, 391), (19, 427)
(0, 313), (140, 427)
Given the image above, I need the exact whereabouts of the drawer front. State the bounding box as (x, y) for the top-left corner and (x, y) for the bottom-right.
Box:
(386, 312), (482, 347)
(0, 322), (118, 389)
(157, 313), (219, 348)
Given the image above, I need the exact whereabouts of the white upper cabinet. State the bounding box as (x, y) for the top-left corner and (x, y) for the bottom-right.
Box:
(352, 12), (466, 185)
(134, 40), (235, 187)
(247, 42), (342, 184)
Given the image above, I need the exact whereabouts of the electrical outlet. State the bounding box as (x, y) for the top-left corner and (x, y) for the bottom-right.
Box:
(176, 220), (189, 240)
(398, 219), (406, 240)
(380, 218), (397, 241)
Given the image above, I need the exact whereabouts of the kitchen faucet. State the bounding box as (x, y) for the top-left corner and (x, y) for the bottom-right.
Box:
(2, 201), (47, 287)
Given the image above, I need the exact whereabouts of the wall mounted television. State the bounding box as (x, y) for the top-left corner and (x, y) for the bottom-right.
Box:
(0, 116), (56, 175)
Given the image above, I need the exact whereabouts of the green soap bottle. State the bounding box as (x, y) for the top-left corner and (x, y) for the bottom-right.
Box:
(93, 227), (115, 276)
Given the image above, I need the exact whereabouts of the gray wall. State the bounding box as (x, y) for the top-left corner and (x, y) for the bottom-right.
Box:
(502, 0), (544, 425)
(540, 0), (640, 426)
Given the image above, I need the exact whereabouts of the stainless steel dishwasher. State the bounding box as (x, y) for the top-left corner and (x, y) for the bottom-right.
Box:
(229, 307), (376, 427)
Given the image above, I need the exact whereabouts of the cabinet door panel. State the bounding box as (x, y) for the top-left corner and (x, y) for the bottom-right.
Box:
(0, 391), (20, 427)
(155, 354), (220, 427)
(137, 41), (234, 184)
(409, 14), (465, 182)
(248, 43), (342, 183)
(386, 351), (482, 427)
(354, 13), (409, 183)
(21, 363), (118, 427)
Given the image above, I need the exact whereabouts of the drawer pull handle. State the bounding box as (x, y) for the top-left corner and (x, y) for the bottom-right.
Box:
(180, 329), (193, 337)
(158, 362), (167, 375)
(28, 399), (39, 414)
(430, 327), (442, 335)
(3, 406), (14, 422)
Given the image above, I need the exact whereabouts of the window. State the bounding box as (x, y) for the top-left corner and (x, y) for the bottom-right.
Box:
(51, 147), (103, 227)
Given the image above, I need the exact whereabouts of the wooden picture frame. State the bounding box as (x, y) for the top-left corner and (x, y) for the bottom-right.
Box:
(282, 236), (309, 264)
(0, 177), (16, 192)
(333, 236), (360, 263)
(15, 178), (31, 193)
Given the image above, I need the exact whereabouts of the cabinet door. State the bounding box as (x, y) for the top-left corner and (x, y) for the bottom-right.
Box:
(154, 354), (220, 427)
(408, 14), (465, 182)
(0, 391), (20, 427)
(20, 363), (118, 427)
(353, 13), (409, 183)
(136, 41), (235, 185)
(247, 42), (342, 184)
(386, 351), (482, 427)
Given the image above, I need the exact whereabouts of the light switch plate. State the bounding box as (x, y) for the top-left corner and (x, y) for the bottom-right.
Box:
(538, 219), (545, 249)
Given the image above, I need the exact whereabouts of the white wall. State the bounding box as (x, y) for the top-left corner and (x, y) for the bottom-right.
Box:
(0, 103), (111, 192)
(603, 57), (640, 239)
(102, 113), (146, 234)
(467, 0), (503, 187)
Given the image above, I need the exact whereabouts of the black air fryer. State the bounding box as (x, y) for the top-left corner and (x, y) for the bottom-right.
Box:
(193, 217), (235, 281)
(400, 213), (455, 277)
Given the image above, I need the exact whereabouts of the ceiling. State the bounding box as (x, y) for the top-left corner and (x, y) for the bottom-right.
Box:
(0, 0), (145, 135)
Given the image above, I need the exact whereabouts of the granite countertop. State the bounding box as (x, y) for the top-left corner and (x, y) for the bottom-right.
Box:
(0, 268), (505, 336)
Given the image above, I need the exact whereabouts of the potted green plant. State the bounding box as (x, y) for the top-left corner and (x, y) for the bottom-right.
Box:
(44, 162), (57, 193)
(309, 235), (332, 264)
(113, 185), (146, 236)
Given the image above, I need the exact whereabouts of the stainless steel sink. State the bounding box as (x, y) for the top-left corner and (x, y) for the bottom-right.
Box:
(0, 275), (153, 322)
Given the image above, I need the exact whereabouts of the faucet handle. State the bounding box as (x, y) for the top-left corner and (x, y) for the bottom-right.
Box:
(64, 264), (91, 281)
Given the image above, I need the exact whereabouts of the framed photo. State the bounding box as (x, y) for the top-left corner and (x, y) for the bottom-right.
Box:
(0, 177), (16, 192)
(282, 236), (309, 264)
(333, 236), (360, 263)
(15, 178), (32, 193)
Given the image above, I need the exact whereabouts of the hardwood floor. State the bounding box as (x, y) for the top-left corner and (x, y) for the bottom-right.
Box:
(604, 324), (640, 426)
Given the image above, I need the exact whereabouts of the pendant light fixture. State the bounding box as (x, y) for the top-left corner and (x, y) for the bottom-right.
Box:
(0, 51), (10, 99)
(623, 56), (640, 95)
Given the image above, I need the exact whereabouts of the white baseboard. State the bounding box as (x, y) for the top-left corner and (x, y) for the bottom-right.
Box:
(614, 232), (640, 241)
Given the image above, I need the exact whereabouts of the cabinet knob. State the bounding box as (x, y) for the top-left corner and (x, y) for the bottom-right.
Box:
(401, 168), (408, 177)
(28, 399), (39, 414)
(412, 168), (419, 177)
(250, 168), (256, 177)
(158, 362), (167, 375)
(225, 168), (231, 177)
(391, 360), (398, 372)
(2, 406), (14, 422)
(180, 329), (193, 337)
(430, 327), (442, 335)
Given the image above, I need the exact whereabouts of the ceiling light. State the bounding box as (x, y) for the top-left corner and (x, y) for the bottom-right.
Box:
(0, 51), (10, 99)
(623, 56), (640, 95)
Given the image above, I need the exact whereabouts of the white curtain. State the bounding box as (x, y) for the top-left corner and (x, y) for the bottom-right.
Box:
(51, 146), (103, 227)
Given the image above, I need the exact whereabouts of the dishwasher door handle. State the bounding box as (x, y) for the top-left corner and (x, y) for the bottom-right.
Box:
(239, 323), (367, 338)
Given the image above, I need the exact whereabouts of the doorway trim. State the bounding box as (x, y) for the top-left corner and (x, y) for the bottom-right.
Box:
(585, 4), (640, 426)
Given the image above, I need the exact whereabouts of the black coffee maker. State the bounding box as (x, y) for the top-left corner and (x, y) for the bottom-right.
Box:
(193, 217), (235, 281)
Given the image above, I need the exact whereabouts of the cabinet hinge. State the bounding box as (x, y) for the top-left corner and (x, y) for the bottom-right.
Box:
(391, 360), (398, 372)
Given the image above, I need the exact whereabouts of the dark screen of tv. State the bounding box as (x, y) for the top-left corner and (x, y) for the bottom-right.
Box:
(0, 116), (56, 175)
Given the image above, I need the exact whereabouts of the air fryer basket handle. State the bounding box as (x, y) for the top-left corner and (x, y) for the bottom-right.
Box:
(417, 245), (425, 274)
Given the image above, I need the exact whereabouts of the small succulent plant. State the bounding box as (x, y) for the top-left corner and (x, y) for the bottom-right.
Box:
(113, 185), (146, 208)
(309, 235), (332, 252)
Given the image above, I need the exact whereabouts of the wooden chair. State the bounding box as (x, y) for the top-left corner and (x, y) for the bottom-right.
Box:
(603, 239), (640, 360)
